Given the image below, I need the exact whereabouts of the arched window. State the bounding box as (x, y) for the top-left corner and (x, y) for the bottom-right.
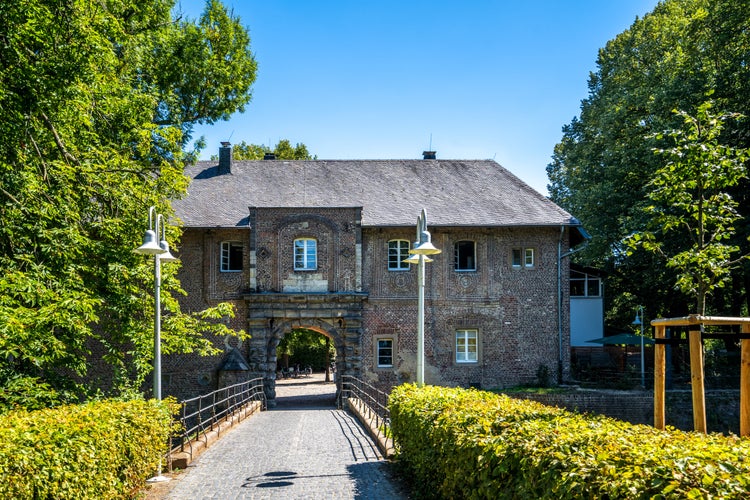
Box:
(388, 239), (410, 270)
(294, 238), (317, 270)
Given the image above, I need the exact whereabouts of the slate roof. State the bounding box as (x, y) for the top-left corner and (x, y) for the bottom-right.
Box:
(172, 159), (581, 230)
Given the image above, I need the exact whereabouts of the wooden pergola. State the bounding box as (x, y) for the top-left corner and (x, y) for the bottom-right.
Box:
(652, 315), (750, 436)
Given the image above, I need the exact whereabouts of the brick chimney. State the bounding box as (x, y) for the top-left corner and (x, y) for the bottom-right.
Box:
(423, 151), (436, 160)
(218, 141), (232, 174)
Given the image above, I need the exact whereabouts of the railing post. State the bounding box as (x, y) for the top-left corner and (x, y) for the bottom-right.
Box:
(211, 391), (217, 432)
(180, 403), (188, 452)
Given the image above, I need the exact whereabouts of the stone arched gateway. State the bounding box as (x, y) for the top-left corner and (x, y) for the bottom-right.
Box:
(244, 292), (367, 404)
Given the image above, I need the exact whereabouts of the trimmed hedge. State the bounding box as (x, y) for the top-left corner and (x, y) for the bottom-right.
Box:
(389, 384), (750, 499)
(0, 398), (179, 499)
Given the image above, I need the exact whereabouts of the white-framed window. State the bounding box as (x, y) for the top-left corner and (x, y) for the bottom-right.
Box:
(377, 338), (394, 367)
(512, 247), (535, 269)
(456, 329), (478, 363)
(525, 248), (535, 267)
(220, 241), (243, 272)
(294, 238), (317, 270)
(455, 240), (476, 271)
(571, 269), (602, 297)
(388, 240), (410, 270)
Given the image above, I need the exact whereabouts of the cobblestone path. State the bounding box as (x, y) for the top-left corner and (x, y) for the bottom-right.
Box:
(157, 375), (409, 499)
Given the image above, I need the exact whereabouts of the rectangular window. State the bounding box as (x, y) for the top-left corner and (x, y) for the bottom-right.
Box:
(570, 273), (586, 296)
(388, 240), (410, 270)
(455, 241), (476, 271)
(456, 329), (478, 363)
(377, 338), (394, 367)
(512, 248), (535, 269)
(587, 277), (601, 297)
(524, 248), (535, 267)
(294, 238), (317, 270)
(571, 269), (601, 297)
(220, 241), (243, 272)
(511, 249), (522, 268)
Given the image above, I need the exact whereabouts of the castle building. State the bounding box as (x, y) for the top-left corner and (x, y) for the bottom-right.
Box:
(167, 145), (587, 402)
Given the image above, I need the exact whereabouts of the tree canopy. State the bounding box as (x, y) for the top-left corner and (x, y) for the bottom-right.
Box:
(212, 139), (315, 160)
(547, 0), (750, 323)
(0, 0), (257, 409)
(627, 103), (748, 315)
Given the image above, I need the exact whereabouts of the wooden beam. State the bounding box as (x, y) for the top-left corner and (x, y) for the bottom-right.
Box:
(654, 324), (666, 430)
(652, 315), (750, 327)
(741, 323), (750, 437)
(689, 328), (707, 433)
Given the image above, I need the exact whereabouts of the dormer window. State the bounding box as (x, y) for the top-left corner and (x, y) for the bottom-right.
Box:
(294, 238), (317, 270)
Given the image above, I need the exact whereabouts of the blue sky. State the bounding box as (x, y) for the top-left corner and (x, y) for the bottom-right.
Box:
(176, 0), (660, 195)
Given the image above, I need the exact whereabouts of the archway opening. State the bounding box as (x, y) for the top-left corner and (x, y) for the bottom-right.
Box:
(276, 327), (336, 380)
(273, 327), (338, 408)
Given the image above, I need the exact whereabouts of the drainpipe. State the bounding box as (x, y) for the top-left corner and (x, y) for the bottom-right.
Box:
(558, 225), (589, 384)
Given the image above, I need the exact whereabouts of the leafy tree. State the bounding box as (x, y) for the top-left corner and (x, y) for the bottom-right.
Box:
(213, 139), (315, 160)
(0, 0), (256, 408)
(547, 0), (750, 323)
(627, 103), (748, 315)
(278, 329), (334, 371)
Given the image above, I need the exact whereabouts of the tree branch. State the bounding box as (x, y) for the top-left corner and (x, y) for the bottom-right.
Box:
(40, 112), (79, 165)
(26, 130), (49, 181)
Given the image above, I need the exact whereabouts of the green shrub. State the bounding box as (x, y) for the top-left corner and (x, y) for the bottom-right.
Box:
(0, 371), (65, 413)
(0, 398), (179, 499)
(389, 384), (750, 499)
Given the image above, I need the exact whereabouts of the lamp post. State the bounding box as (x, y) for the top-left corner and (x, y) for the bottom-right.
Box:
(134, 207), (178, 483)
(632, 305), (645, 389)
(403, 208), (441, 387)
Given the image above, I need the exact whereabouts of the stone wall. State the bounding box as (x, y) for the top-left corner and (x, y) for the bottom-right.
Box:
(514, 389), (741, 435)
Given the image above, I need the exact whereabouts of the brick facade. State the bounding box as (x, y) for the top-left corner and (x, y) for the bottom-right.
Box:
(362, 226), (570, 390)
(163, 207), (573, 402)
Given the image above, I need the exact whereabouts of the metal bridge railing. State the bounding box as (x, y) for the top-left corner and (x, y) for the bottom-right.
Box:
(338, 375), (393, 454)
(172, 377), (266, 456)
